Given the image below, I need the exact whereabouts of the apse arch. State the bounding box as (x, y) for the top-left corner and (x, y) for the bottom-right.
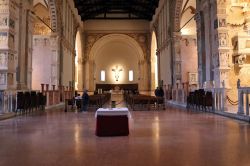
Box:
(173, 0), (184, 32)
(87, 34), (146, 91)
(89, 34), (144, 62)
(47, 0), (58, 32)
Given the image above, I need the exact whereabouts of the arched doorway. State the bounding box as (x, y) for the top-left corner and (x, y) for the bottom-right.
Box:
(151, 31), (158, 91)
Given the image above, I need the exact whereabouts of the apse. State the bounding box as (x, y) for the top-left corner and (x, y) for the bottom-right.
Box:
(94, 41), (139, 84)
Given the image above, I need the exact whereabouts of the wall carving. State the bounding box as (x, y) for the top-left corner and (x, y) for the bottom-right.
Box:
(173, 0), (184, 32)
(47, 0), (57, 32)
(0, 15), (7, 27)
(0, 52), (7, 69)
(0, 73), (6, 85)
(219, 33), (229, 47)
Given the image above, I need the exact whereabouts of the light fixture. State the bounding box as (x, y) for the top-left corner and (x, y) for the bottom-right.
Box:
(112, 65), (123, 81)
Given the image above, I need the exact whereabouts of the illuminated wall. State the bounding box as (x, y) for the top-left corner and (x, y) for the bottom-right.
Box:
(95, 41), (138, 84)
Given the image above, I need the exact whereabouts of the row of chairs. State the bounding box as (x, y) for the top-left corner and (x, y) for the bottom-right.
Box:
(187, 89), (213, 111)
(89, 93), (111, 109)
(124, 92), (165, 111)
(16, 91), (46, 114)
(67, 93), (111, 111)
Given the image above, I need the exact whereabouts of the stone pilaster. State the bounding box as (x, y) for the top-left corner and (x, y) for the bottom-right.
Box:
(0, 0), (18, 90)
(195, 11), (204, 87)
(213, 0), (231, 88)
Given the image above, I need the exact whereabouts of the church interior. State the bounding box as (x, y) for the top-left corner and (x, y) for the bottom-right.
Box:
(1, 0), (250, 165)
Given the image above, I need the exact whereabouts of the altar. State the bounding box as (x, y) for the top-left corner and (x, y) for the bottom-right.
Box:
(95, 107), (131, 136)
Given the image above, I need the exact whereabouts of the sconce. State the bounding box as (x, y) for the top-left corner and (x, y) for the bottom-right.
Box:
(112, 65), (123, 81)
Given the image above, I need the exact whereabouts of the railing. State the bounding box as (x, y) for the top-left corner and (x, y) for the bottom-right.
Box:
(0, 90), (42, 114)
(41, 84), (73, 107)
(171, 83), (188, 104)
(0, 84), (74, 114)
(0, 90), (16, 114)
(212, 88), (225, 112)
(165, 85), (172, 100)
(237, 79), (250, 115)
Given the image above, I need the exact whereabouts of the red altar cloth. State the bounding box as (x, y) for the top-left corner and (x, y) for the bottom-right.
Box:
(95, 108), (130, 136)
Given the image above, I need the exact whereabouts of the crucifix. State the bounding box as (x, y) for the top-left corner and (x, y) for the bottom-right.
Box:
(112, 65), (123, 81)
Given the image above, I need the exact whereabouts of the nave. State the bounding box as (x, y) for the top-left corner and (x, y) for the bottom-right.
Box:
(1, 107), (250, 166)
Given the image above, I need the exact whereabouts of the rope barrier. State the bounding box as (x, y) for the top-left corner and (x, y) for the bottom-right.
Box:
(226, 96), (238, 106)
(114, 100), (125, 106)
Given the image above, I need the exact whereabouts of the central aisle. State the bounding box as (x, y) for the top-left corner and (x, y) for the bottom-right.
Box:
(0, 108), (250, 166)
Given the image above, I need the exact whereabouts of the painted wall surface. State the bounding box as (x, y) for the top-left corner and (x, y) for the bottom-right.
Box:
(84, 20), (149, 31)
(95, 41), (139, 84)
(32, 36), (52, 90)
(180, 38), (198, 82)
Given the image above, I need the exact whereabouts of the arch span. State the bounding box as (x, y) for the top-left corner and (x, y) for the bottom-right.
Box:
(173, 0), (184, 32)
(47, 0), (58, 32)
(89, 34), (144, 61)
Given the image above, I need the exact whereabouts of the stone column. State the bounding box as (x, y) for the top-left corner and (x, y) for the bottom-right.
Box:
(156, 50), (161, 85)
(213, 0), (231, 88)
(195, 10), (204, 87)
(16, 1), (33, 90)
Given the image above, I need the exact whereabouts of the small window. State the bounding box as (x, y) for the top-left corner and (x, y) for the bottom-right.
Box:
(129, 70), (133, 81)
(101, 70), (105, 81)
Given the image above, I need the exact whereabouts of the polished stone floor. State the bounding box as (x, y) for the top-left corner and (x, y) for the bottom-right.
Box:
(1, 107), (250, 166)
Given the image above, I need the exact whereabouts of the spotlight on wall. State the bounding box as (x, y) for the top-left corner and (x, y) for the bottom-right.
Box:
(112, 65), (123, 81)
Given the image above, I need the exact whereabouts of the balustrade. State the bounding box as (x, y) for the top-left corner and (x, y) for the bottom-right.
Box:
(237, 79), (250, 115)
(41, 84), (73, 107)
(171, 82), (187, 104)
(212, 88), (225, 112)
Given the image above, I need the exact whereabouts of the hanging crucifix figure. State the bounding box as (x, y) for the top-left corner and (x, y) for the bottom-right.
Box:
(112, 65), (123, 81)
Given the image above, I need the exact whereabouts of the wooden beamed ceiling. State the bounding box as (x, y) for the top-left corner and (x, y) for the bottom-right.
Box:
(74, 0), (159, 21)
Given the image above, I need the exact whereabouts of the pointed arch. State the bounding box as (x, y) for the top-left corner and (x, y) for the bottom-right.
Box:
(173, 0), (184, 32)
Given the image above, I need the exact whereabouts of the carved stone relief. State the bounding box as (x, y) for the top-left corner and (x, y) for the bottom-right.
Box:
(0, 15), (7, 27)
(219, 33), (228, 47)
(219, 51), (230, 67)
(0, 73), (6, 85)
(0, 32), (7, 46)
(219, 18), (227, 27)
(0, 52), (7, 68)
(235, 54), (247, 65)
